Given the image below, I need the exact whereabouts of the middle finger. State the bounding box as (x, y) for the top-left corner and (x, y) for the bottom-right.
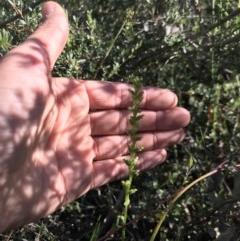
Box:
(90, 107), (188, 136)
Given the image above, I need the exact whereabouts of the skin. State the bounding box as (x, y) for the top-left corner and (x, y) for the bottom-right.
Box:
(0, 1), (190, 232)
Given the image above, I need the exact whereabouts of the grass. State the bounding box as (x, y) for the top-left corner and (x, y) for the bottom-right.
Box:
(0, 0), (240, 240)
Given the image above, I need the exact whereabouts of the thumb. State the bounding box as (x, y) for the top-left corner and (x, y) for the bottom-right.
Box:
(3, 1), (69, 71)
(35, 1), (69, 69)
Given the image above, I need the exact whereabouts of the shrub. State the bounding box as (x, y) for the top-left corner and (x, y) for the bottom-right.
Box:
(0, 0), (239, 240)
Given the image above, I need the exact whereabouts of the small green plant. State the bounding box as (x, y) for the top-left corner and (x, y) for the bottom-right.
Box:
(118, 76), (143, 241)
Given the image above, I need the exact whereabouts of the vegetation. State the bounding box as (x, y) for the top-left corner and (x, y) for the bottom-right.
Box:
(0, 0), (240, 240)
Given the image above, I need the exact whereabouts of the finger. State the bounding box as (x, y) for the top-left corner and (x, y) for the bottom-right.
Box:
(85, 81), (178, 110)
(90, 107), (190, 135)
(91, 149), (167, 189)
(3, 1), (69, 71)
(93, 129), (185, 160)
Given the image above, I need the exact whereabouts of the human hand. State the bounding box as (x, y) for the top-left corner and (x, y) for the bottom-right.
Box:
(0, 1), (190, 232)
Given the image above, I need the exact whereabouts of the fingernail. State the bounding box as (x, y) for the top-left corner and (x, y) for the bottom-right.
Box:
(42, 2), (56, 20)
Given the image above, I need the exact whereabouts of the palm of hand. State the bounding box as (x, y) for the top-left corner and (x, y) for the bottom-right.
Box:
(0, 45), (96, 228)
(1, 75), (100, 228)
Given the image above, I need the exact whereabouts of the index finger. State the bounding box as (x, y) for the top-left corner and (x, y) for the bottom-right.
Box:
(85, 81), (178, 110)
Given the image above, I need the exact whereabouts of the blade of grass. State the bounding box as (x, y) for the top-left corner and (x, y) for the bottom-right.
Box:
(93, 16), (128, 79)
(149, 160), (228, 241)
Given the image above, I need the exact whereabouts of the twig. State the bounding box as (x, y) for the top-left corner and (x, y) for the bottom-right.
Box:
(0, 0), (45, 29)
(193, 8), (240, 39)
